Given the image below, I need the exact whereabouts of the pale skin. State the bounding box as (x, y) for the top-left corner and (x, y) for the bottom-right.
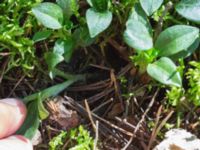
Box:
(0, 98), (33, 150)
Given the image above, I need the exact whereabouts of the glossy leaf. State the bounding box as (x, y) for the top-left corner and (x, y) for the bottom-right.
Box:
(86, 8), (112, 38)
(53, 39), (74, 62)
(73, 27), (95, 47)
(124, 20), (153, 50)
(53, 39), (65, 55)
(44, 52), (64, 70)
(56, 0), (79, 18)
(63, 39), (74, 62)
(123, 4), (153, 50)
(32, 2), (63, 29)
(140, 0), (163, 16)
(16, 101), (40, 139)
(155, 25), (199, 56)
(37, 95), (49, 120)
(176, 0), (200, 24)
(23, 77), (84, 103)
(18, 79), (85, 139)
(147, 57), (182, 87)
(91, 0), (108, 12)
(170, 39), (200, 60)
(128, 3), (152, 33)
(32, 30), (52, 42)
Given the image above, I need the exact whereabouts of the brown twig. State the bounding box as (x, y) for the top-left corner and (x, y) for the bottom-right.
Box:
(92, 98), (113, 112)
(87, 88), (114, 103)
(0, 58), (9, 84)
(110, 69), (124, 110)
(65, 96), (134, 137)
(122, 89), (159, 150)
(8, 75), (25, 97)
(147, 105), (163, 149)
(148, 110), (174, 149)
(108, 38), (129, 61)
(85, 99), (96, 131)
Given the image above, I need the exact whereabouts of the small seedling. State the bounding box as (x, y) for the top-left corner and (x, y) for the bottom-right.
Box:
(49, 131), (67, 150)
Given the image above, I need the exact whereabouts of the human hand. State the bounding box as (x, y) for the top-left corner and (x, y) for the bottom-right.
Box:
(0, 98), (33, 150)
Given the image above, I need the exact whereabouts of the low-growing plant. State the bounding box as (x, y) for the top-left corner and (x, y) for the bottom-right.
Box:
(0, 0), (41, 74)
(166, 86), (184, 107)
(125, 0), (200, 88)
(186, 61), (200, 106)
(31, 0), (139, 78)
(166, 61), (200, 107)
(18, 0), (200, 142)
(17, 74), (85, 139)
(49, 125), (95, 150)
(31, 0), (199, 83)
(49, 131), (67, 150)
(69, 125), (94, 150)
(31, 0), (94, 78)
(32, 0), (200, 85)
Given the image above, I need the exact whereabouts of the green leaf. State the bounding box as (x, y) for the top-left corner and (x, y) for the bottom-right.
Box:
(32, 30), (52, 42)
(128, 3), (152, 33)
(91, 0), (108, 12)
(63, 39), (74, 62)
(18, 77), (83, 139)
(140, 0), (163, 16)
(73, 27), (95, 47)
(147, 57), (182, 87)
(32, 2), (63, 29)
(155, 25), (199, 57)
(123, 4), (153, 50)
(37, 95), (49, 120)
(124, 20), (153, 50)
(56, 0), (79, 18)
(176, 0), (200, 24)
(23, 77), (84, 103)
(86, 8), (112, 38)
(45, 52), (64, 70)
(170, 39), (200, 60)
(53, 39), (74, 62)
(16, 101), (40, 139)
(49, 131), (67, 150)
(54, 39), (66, 55)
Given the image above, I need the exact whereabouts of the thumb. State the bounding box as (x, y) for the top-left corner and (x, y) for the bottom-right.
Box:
(0, 98), (27, 139)
(0, 135), (33, 150)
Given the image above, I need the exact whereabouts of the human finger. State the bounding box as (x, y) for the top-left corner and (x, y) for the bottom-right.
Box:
(0, 135), (32, 150)
(0, 98), (27, 139)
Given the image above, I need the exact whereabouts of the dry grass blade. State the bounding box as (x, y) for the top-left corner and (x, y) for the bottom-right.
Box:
(85, 99), (96, 131)
(65, 96), (134, 137)
(8, 75), (25, 97)
(147, 105), (163, 149)
(122, 89), (159, 150)
(147, 109), (174, 149)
